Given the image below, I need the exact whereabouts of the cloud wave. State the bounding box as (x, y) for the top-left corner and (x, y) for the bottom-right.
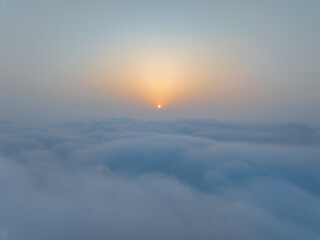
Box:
(0, 118), (319, 240)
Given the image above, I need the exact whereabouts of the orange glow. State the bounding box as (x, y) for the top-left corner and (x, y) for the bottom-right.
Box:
(85, 43), (251, 109)
(102, 47), (204, 107)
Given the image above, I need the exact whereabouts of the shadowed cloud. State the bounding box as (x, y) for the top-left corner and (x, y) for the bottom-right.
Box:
(0, 118), (319, 240)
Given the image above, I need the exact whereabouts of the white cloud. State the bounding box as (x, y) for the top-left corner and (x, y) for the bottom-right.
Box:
(0, 118), (319, 240)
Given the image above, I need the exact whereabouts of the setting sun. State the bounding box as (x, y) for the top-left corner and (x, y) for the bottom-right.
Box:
(88, 40), (249, 110)
(92, 45), (206, 108)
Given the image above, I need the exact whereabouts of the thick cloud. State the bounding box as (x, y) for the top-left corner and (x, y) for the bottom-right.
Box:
(0, 118), (319, 240)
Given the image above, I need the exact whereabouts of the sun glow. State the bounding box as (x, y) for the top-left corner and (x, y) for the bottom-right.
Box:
(87, 42), (248, 109)
(98, 46), (204, 107)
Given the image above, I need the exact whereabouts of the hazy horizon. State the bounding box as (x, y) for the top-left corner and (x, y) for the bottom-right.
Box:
(1, 0), (319, 124)
(0, 1), (319, 240)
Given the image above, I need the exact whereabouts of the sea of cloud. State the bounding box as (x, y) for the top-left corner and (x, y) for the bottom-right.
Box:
(0, 118), (319, 240)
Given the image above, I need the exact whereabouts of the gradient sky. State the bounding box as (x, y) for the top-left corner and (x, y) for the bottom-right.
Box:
(0, 0), (319, 123)
(1, 2), (320, 239)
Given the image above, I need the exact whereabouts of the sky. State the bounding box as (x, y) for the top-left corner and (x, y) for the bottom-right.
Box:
(0, 0), (319, 123)
(0, 1), (320, 240)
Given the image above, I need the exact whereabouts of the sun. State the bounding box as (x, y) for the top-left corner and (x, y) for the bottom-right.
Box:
(157, 104), (162, 109)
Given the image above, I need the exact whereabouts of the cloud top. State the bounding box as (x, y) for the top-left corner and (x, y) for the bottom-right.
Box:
(0, 118), (319, 240)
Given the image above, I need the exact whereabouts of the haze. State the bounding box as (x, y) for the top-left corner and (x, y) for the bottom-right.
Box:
(1, 0), (319, 123)
(0, 1), (320, 240)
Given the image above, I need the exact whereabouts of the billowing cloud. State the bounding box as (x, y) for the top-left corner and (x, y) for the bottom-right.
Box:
(0, 118), (319, 240)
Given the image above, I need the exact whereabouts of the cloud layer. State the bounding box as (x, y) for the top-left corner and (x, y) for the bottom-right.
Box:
(0, 118), (319, 240)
